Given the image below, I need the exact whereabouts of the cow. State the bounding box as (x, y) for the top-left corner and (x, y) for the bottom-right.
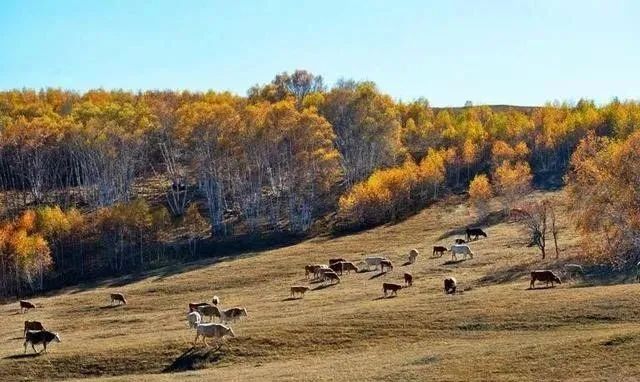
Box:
(24, 321), (45, 338)
(24, 330), (61, 354)
(19, 300), (35, 313)
(454, 238), (466, 244)
(444, 277), (457, 294)
(450, 244), (474, 261)
(382, 283), (403, 297)
(530, 270), (561, 289)
(465, 227), (487, 241)
(329, 258), (346, 265)
(433, 246), (447, 257)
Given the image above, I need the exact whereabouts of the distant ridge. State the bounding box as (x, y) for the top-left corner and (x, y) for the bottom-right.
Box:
(433, 105), (540, 115)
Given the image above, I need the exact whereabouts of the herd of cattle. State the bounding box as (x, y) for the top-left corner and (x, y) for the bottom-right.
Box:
(13, 226), (569, 354)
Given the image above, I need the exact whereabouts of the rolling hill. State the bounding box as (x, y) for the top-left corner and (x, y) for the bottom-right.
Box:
(1, 190), (639, 381)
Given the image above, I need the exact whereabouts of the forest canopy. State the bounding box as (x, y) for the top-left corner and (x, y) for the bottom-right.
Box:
(1, 69), (639, 297)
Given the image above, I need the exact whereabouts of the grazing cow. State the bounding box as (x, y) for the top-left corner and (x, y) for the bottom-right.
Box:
(444, 277), (457, 294)
(314, 265), (332, 279)
(465, 227), (487, 241)
(363, 256), (386, 271)
(24, 321), (45, 337)
(290, 286), (310, 298)
(339, 261), (359, 274)
(382, 282), (403, 297)
(454, 238), (466, 244)
(322, 271), (341, 285)
(432, 246), (447, 257)
(222, 307), (248, 322)
(450, 244), (474, 261)
(329, 258), (346, 265)
(187, 311), (202, 328)
(637, 261), (640, 283)
(380, 259), (393, 273)
(408, 249), (419, 264)
(198, 305), (222, 322)
(530, 270), (561, 289)
(189, 302), (211, 312)
(305, 264), (325, 279)
(329, 262), (344, 275)
(110, 293), (127, 305)
(194, 323), (235, 347)
(24, 330), (61, 354)
(404, 272), (413, 287)
(19, 300), (35, 313)
(212, 296), (220, 306)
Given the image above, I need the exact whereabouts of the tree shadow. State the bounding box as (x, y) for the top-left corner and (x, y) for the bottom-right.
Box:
(476, 261), (535, 286)
(3, 353), (41, 360)
(163, 347), (224, 373)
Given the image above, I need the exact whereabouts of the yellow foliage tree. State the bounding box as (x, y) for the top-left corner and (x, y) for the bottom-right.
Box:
(493, 161), (532, 213)
(469, 174), (493, 218)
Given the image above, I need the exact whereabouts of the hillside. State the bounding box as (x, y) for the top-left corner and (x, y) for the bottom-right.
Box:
(1, 190), (639, 381)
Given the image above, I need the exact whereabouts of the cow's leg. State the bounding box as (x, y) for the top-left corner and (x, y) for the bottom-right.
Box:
(42, 343), (47, 353)
(32, 344), (37, 353)
(194, 333), (200, 346)
(23, 341), (27, 354)
(530, 279), (535, 289)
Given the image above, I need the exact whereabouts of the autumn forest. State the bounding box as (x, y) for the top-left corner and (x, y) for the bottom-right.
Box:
(1, 70), (639, 298)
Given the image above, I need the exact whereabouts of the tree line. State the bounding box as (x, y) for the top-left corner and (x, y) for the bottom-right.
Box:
(1, 69), (639, 297)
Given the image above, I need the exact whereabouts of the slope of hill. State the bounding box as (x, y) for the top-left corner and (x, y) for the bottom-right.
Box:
(1, 191), (639, 381)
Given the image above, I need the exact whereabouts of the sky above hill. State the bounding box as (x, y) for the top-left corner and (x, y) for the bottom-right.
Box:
(1, 0), (638, 106)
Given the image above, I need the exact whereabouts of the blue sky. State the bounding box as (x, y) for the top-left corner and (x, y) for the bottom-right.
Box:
(0, 0), (638, 106)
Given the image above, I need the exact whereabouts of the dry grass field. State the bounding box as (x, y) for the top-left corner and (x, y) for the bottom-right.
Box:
(2, 191), (640, 381)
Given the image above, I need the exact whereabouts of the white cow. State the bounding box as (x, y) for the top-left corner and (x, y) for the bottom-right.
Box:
(187, 311), (202, 328)
(449, 244), (474, 261)
(194, 323), (235, 347)
(363, 256), (387, 271)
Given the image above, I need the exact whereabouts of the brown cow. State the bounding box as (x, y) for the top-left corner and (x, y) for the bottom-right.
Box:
(380, 259), (394, 272)
(383, 282), (403, 297)
(404, 272), (413, 287)
(432, 246), (447, 257)
(24, 321), (45, 337)
(444, 277), (457, 294)
(110, 293), (127, 305)
(340, 261), (359, 274)
(290, 286), (310, 298)
(329, 262), (344, 275)
(530, 270), (561, 289)
(454, 238), (466, 244)
(19, 300), (35, 313)
(189, 302), (211, 312)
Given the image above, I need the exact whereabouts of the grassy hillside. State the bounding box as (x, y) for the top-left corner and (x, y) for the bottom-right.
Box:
(1, 191), (639, 381)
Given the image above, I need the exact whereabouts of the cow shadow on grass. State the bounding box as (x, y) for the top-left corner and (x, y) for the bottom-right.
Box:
(99, 305), (122, 310)
(372, 295), (397, 301)
(441, 259), (466, 266)
(3, 353), (41, 360)
(312, 283), (338, 291)
(281, 297), (302, 302)
(368, 271), (389, 280)
(163, 347), (224, 373)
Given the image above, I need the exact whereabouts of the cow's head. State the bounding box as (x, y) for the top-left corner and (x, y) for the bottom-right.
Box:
(53, 333), (61, 343)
